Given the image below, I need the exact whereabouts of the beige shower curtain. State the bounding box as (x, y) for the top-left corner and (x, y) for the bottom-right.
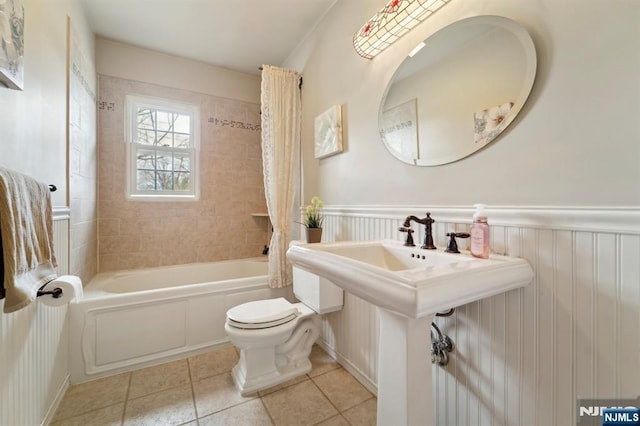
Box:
(261, 65), (301, 288)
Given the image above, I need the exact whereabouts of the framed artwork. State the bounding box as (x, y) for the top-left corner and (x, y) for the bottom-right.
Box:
(473, 101), (514, 146)
(0, 0), (24, 90)
(314, 104), (343, 159)
(380, 98), (418, 162)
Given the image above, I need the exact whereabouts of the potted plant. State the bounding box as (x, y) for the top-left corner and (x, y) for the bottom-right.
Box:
(303, 196), (324, 243)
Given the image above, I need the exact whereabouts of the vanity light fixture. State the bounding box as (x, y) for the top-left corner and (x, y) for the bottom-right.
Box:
(353, 0), (452, 59)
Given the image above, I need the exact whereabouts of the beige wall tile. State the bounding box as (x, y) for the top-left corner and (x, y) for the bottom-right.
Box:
(97, 75), (266, 272)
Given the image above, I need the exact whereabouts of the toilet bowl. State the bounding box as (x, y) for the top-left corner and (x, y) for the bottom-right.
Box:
(225, 267), (343, 395)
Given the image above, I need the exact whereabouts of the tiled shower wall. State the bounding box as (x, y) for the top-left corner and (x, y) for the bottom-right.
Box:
(97, 76), (268, 272)
(317, 206), (640, 426)
(68, 20), (98, 283)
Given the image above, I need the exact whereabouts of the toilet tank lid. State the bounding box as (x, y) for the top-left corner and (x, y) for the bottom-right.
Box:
(227, 297), (298, 324)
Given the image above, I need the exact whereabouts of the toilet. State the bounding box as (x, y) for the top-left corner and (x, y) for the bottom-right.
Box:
(225, 267), (343, 395)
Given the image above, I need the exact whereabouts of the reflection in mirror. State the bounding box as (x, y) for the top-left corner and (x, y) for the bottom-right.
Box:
(379, 15), (537, 166)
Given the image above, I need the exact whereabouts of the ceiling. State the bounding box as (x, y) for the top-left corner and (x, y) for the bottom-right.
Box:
(81, 0), (339, 75)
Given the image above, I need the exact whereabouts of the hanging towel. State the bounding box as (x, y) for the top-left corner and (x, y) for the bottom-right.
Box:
(0, 166), (57, 313)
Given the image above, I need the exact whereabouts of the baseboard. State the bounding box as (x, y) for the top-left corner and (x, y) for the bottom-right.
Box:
(41, 375), (69, 426)
(317, 339), (378, 396)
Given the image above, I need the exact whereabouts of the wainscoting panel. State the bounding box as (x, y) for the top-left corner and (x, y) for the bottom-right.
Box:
(317, 206), (640, 425)
(0, 209), (70, 426)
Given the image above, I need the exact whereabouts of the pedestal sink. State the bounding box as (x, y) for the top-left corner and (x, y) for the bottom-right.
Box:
(287, 239), (534, 426)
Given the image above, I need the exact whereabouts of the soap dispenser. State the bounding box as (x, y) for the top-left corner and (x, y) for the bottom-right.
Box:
(470, 204), (490, 259)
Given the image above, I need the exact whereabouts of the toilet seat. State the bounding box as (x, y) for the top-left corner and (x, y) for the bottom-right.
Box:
(227, 298), (299, 330)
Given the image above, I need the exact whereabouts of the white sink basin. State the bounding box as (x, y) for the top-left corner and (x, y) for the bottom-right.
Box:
(287, 239), (533, 318)
(288, 239), (534, 425)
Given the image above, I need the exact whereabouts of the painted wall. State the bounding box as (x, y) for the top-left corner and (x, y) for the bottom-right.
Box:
(0, 0), (94, 423)
(96, 37), (261, 104)
(286, 0), (640, 207)
(284, 0), (640, 424)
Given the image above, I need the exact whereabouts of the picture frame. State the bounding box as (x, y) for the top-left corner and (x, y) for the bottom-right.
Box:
(473, 101), (514, 146)
(314, 104), (343, 159)
(0, 0), (25, 90)
(380, 98), (419, 162)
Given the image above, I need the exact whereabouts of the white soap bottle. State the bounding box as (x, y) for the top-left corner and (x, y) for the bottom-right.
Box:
(470, 204), (490, 259)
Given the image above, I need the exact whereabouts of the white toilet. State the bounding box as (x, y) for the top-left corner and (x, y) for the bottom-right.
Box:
(225, 267), (343, 395)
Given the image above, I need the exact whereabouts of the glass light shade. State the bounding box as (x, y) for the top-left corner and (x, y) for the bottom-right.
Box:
(353, 0), (452, 59)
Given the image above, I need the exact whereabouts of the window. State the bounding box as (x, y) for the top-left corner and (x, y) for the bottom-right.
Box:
(125, 95), (200, 200)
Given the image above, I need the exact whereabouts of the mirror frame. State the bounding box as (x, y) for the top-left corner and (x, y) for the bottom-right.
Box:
(379, 15), (537, 166)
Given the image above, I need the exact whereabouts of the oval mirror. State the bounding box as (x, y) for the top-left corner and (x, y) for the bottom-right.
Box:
(379, 15), (537, 166)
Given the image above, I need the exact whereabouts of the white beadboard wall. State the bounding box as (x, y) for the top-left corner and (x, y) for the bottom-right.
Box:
(317, 205), (640, 426)
(0, 208), (70, 426)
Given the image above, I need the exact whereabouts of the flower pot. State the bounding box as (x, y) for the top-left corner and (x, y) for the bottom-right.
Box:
(305, 227), (323, 243)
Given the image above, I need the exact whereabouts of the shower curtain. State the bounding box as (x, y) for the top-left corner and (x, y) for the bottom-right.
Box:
(261, 65), (301, 288)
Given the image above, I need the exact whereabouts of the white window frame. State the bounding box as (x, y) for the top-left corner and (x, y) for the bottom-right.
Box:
(125, 94), (200, 201)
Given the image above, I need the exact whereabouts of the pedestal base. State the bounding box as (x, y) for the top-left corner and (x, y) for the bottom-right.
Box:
(377, 309), (436, 426)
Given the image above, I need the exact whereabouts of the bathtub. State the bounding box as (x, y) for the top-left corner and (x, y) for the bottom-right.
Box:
(69, 258), (289, 383)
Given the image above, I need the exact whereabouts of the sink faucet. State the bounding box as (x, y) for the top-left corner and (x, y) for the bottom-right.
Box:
(399, 212), (437, 249)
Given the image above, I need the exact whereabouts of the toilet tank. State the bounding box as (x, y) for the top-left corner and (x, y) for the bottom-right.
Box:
(293, 267), (343, 314)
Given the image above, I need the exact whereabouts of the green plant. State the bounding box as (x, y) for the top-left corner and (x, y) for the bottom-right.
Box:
(303, 196), (324, 228)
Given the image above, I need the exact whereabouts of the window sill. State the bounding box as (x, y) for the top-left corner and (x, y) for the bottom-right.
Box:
(127, 193), (200, 202)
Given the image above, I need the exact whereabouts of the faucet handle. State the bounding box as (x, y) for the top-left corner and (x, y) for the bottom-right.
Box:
(398, 226), (415, 247)
(445, 232), (470, 253)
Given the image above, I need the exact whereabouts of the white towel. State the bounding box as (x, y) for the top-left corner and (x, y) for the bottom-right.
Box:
(0, 166), (57, 313)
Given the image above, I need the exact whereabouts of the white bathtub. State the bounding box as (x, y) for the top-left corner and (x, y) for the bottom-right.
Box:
(69, 258), (290, 383)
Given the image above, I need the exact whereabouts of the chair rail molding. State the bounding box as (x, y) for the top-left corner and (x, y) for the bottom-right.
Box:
(322, 205), (640, 235)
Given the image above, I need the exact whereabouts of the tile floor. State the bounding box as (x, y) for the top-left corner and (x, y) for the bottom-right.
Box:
(52, 345), (377, 426)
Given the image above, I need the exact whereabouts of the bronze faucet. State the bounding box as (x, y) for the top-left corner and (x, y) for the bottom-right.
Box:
(398, 212), (437, 249)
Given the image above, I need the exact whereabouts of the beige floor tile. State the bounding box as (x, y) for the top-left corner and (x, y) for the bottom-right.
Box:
(129, 359), (190, 399)
(341, 398), (377, 426)
(124, 383), (195, 426)
(198, 399), (273, 426)
(308, 345), (340, 378)
(193, 372), (256, 418)
(52, 373), (130, 422)
(188, 346), (239, 381)
(315, 414), (350, 426)
(312, 368), (372, 412)
(261, 380), (337, 426)
(50, 403), (124, 426)
(257, 374), (309, 397)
